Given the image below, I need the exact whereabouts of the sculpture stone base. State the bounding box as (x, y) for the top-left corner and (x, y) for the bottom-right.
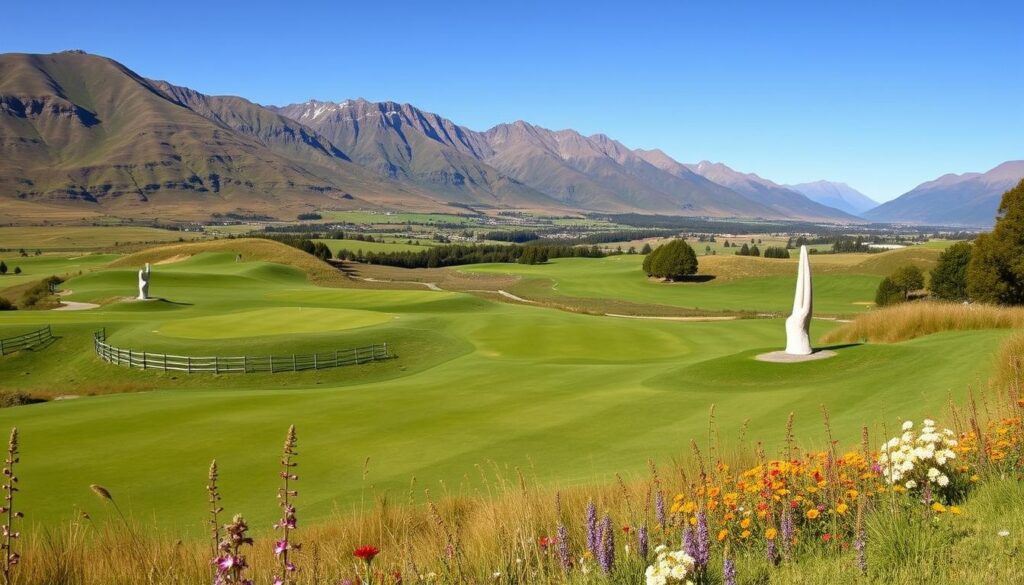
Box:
(755, 350), (837, 363)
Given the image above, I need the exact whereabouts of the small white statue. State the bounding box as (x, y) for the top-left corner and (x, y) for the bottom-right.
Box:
(785, 246), (813, 355)
(138, 263), (151, 300)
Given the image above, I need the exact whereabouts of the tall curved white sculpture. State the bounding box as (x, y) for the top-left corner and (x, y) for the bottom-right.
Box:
(137, 263), (151, 300)
(784, 246), (813, 355)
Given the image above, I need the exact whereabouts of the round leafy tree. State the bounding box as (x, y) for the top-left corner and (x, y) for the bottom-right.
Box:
(967, 179), (1024, 304)
(929, 241), (972, 301)
(642, 239), (698, 281)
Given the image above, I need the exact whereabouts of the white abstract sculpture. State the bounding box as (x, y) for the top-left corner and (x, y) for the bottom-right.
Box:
(138, 263), (151, 300)
(785, 246), (813, 355)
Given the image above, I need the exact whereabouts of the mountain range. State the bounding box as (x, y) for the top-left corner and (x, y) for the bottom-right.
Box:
(864, 161), (1024, 226)
(0, 50), (1019, 226)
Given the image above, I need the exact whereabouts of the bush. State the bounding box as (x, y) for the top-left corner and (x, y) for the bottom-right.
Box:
(0, 391), (40, 408)
(296, 212), (322, 221)
(0, 297), (14, 311)
(967, 179), (1024, 304)
(930, 241), (972, 301)
(890, 265), (925, 295)
(642, 239), (698, 281)
(763, 246), (790, 259)
(875, 277), (905, 307)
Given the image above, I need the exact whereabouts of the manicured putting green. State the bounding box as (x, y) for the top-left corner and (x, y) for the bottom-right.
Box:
(156, 307), (393, 339)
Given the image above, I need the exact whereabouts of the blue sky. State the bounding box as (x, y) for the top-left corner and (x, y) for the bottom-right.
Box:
(3, 1), (1022, 201)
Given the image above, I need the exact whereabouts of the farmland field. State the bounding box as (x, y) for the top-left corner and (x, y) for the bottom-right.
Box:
(0, 238), (1007, 537)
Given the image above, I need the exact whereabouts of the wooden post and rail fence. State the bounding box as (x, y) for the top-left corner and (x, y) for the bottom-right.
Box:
(92, 329), (392, 373)
(0, 325), (54, 356)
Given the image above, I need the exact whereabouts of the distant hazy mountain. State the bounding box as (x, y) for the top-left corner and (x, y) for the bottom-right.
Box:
(864, 161), (1024, 226)
(679, 161), (862, 222)
(785, 181), (877, 216)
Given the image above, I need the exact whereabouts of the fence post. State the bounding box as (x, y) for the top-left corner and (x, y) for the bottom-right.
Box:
(215, 356), (219, 375)
(292, 354), (296, 372)
(270, 355), (274, 373)
(313, 353), (318, 370)
(0, 338), (5, 355)
(142, 352), (147, 370)
(243, 355), (248, 373)
(187, 356), (192, 374)
(163, 353), (168, 371)
(383, 342), (388, 358)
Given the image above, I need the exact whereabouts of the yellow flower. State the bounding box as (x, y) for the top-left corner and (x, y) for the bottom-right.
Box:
(717, 529), (729, 542)
(949, 506), (962, 515)
(931, 503), (946, 513)
(835, 503), (849, 515)
(682, 501), (697, 514)
(806, 509), (820, 520)
(807, 486), (819, 494)
(765, 527), (778, 540)
(740, 530), (752, 539)
(970, 475), (980, 483)
(846, 489), (859, 499)
(740, 517), (752, 529)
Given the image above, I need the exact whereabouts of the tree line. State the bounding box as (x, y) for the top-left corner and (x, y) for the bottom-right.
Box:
(337, 243), (606, 269)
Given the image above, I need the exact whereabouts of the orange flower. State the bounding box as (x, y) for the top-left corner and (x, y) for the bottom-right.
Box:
(717, 529), (729, 542)
(765, 527), (778, 540)
(740, 517), (752, 529)
(835, 503), (849, 515)
(740, 530), (751, 539)
(806, 509), (820, 520)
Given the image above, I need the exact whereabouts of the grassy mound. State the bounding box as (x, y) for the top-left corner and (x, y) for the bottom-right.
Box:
(110, 238), (346, 286)
(822, 302), (1024, 343)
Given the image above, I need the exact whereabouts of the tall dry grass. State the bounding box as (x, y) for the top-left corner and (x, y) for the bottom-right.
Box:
(821, 301), (1024, 344)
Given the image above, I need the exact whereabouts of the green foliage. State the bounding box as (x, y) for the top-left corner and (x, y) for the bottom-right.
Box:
(737, 243), (751, 256)
(640, 243), (652, 255)
(13, 267), (20, 275)
(930, 241), (972, 301)
(296, 212), (322, 221)
(876, 277), (905, 306)
(891, 265), (925, 294)
(749, 245), (761, 257)
(0, 298), (14, 311)
(0, 261), (6, 275)
(967, 179), (1024, 304)
(763, 246), (791, 259)
(643, 239), (698, 280)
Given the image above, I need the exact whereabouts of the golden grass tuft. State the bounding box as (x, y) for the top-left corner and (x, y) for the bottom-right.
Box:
(821, 301), (1024, 344)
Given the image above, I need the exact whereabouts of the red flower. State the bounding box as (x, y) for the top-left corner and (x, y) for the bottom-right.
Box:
(622, 525), (631, 534)
(538, 536), (557, 549)
(821, 533), (831, 542)
(353, 545), (380, 563)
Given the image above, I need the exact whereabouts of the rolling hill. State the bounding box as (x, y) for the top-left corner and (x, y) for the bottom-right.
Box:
(864, 161), (1024, 226)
